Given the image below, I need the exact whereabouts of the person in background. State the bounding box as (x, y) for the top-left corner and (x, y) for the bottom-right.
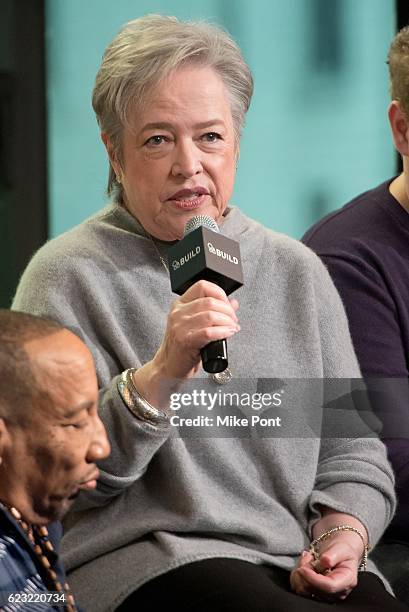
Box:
(303, 25), (409, 606)
(12, 15), (407, 612)
(0, 310), (110, 611)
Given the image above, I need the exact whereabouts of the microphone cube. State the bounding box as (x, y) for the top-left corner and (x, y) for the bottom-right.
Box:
(167, 226), (243, 296)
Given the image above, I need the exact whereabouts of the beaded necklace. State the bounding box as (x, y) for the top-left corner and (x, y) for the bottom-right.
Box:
(1, 504), (77, 611)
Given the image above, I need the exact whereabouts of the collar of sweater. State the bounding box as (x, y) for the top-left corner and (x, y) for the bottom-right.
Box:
(109, 203), (251, 245)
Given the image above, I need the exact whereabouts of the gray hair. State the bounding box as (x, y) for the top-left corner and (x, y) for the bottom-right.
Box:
(92, 14), (254, 201)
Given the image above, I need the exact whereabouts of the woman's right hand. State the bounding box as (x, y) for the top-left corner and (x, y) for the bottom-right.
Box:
(155, 279), (240, 379)
(131, 280), (240, 408)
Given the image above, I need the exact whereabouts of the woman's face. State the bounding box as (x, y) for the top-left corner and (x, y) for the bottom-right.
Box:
(104, 65), (237, 240)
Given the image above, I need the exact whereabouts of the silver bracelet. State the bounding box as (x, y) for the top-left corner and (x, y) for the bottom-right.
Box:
(309, 525), (369, 571)
(117, 368), (169, 427)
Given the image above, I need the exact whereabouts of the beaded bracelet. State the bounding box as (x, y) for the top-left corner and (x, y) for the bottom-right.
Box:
(309, 525), (369, 571)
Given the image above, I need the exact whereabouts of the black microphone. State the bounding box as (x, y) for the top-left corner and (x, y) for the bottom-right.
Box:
(167, 215), (243, 374)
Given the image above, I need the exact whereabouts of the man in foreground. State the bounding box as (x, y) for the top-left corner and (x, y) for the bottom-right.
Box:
(0, 310), (110, 610)
(303, 26), (409, 604)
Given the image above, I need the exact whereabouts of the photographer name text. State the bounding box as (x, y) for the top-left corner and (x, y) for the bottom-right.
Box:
(169, 414), (282, 427)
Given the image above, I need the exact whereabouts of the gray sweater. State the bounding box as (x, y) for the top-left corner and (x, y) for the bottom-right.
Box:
(13, 204), (396, 611)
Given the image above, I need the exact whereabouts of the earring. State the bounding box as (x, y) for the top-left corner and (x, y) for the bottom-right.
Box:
(116, 175), (122, 184)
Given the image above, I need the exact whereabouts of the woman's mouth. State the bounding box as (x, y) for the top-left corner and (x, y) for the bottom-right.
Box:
(168, 194), (208, 210)
(166, 188), (210, 210)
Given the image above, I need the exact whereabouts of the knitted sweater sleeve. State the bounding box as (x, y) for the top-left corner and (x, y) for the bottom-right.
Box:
(304, 251), (397, 547)
(316, 252), (409, 540)
(12, 238), (173, 509)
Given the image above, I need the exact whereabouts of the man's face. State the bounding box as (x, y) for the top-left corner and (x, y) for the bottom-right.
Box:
(1, 330), (110, 524)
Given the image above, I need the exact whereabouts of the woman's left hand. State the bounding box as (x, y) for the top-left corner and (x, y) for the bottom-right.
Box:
(290, 535), (361, 601)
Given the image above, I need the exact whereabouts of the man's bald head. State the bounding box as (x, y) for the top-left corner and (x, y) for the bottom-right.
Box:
(0, 310), (66, 422)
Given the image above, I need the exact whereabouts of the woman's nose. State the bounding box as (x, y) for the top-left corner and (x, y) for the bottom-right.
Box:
(171, 141), (203, 177)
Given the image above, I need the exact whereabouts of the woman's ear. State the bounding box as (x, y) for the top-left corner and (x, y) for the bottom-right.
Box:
(388, 101), (409, 156)
(234, 143), (240, 168)
(101, 132), (122, 180)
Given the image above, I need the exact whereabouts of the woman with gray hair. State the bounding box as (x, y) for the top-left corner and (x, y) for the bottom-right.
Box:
(13, 14), (406, 611)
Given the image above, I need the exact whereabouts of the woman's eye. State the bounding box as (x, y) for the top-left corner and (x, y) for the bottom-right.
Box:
(145, 135), (168, 146)
(202, 132), (222, 142)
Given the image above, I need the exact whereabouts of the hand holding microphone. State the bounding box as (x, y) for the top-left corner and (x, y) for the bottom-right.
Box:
(167, 215), (243, 374)
(130, 217), (242, 408)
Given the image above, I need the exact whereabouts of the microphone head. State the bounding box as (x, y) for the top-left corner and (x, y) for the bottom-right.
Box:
(184, 215), (220, 236)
